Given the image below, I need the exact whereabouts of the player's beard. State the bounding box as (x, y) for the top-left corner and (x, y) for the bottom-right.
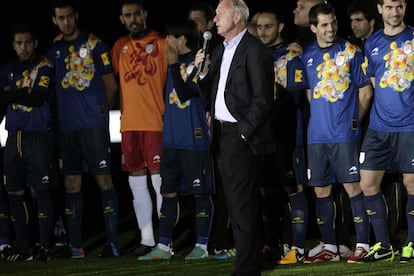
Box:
(62, 25), (77, 38)
(128, 22), (145, 35)
(384, 15), (404, 28)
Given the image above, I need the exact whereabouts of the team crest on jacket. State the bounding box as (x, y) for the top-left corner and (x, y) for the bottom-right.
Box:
(79, 47), (88, 58)
(335, 52), (346, 67)
(145, 43), (154, 54)
(403, 40), (413, 55)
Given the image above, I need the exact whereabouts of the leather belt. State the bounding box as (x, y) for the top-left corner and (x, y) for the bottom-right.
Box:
(215, 119), (237, 128)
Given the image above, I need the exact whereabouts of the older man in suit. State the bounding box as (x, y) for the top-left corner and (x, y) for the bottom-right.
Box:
(196, 0), (276, 275)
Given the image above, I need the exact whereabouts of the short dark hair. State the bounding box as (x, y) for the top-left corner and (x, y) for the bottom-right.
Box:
(376, 0), (404, 6)
(257, 8), (285, 24)
(52, 0), (77, 16)
(347, 0), (377, 22)
(188, 2), (215, 22)
(165, 19), (200, 51)
(119, 0), (145, 13)
(309, 3), (336, 27)
(11, 21), (37, 41)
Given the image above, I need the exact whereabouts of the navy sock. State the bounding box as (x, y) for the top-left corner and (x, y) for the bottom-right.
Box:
(101, 189), (119, 245)
(8, 194), (30, 253)
(195, 194), (213, 245)
(315, 195), (336, 245)
(405, 194), (414, 244)
(65, 192), (83, 248)
(0, 191), (11, 245)
(158, 197), (178, 247)
(350, 192), (370, 244)
(364, 192), (390, 247)
(290, 191), (308, 249)
(35, 190), (54, 248)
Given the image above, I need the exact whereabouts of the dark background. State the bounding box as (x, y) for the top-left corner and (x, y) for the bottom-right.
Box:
(1, 0), (413, 63)
(2, 0), (411, 251)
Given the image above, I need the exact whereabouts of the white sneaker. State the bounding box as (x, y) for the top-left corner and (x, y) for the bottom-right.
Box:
(303, 246), (340, 263)
(308, 241), (324, 257)
(339, 244), (352, 258)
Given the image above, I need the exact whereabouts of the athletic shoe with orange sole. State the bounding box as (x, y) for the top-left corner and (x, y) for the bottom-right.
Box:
(137, 245), (173, 261)
(278, 248), (304, 264)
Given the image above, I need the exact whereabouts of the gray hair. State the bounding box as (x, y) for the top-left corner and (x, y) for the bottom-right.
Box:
(232, 0), (250, 25)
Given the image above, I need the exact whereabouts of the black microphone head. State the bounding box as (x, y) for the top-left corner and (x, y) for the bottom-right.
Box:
(203, 31), (213, 41)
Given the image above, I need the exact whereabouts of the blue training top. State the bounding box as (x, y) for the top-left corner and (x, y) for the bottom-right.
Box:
(0, 55), (53, 133)
(302, 37), (370, 144)
(46, 31), (112, 132)
(162, 52), (210, 151)
(365, 26), (414, 132)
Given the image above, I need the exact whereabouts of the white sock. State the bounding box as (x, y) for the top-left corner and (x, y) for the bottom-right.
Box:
(0, 244), (11, 250)
(356, 243), (370, 252)
(195, 243), (208, 252)
(129, 175), (155, 247)
(292, 246), (304, 255)
(150, 174), (162, 218)
(158, 243), (171, 252)
(324, 244), (338, 253)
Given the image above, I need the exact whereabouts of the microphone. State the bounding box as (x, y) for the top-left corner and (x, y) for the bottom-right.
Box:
(197, 31), (213, 74)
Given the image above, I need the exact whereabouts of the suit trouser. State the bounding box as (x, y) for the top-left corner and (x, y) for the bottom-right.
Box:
(214, 121), (261, 276)
(209, 157), (233, 251)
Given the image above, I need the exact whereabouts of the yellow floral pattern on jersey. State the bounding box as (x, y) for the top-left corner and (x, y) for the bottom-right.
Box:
(61, 34), (98, 91)
(313, 42), (358, 102)
(380, 40), (414, 92)
(168, 63), (194, 109)
(13, 57), (51, 112)
(274, 50), (301, 89)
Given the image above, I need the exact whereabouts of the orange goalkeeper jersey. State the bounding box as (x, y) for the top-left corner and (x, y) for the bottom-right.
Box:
(111, 30), (167, 132)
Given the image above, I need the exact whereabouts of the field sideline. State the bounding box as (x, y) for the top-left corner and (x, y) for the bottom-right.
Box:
(2, 147), (413, 275)
(2, 228), (413, 276)
(2, 250), (414, 275)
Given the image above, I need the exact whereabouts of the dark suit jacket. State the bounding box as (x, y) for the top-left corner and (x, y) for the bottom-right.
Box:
(200, 31), (277, 155)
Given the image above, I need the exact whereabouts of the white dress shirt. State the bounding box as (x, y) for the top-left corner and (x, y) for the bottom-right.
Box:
(214, 29), (247, 122)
